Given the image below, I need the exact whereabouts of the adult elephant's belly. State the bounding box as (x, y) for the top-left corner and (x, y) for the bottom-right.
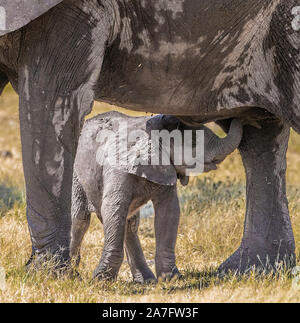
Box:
(95, 0), (283, 124)
(97, 44), (275, 123)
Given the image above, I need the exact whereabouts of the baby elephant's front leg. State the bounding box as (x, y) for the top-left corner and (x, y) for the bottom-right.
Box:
(125, 211), (156, 283)
(70, 174), (91, 265)
(153, 187), (182, 280)
(93, 197), (129, 280)
(70, 213), (91, 265)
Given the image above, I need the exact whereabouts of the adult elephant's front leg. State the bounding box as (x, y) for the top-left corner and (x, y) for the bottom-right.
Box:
(18, 77), (97, 267)
(219, 119), (296, 273)
(19, 93), (76, 266)
(17, 3), (109, 268)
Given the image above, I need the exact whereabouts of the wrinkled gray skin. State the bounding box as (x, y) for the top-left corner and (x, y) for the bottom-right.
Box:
(0, 0), (298, 273)
(70, 112), (243, 281)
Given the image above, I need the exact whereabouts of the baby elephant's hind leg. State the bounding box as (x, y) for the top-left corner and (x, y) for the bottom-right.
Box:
(125, 211), (156, 283)
(153, 187), (182, 280)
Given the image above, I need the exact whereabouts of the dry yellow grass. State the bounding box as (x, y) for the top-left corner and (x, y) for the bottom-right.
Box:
(0, 85), (299, 303)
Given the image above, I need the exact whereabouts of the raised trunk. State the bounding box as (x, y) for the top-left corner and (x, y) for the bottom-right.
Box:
(211, 119), (243, 162)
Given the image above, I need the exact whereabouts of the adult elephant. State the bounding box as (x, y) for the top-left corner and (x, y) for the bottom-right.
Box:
(0, 0), (298, 273)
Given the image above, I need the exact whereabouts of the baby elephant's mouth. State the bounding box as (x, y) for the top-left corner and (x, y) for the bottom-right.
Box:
(204, 162), (218, 172)
(204, 155), (228, 171)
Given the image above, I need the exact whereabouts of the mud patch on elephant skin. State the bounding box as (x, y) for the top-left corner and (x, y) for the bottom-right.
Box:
(52, 97), (71, 138)
(32, 139), (41, 166)
(140, 0), (184, 19)
(23, 66), (30, 102)
(263, 1), (300, 126)
(211, 1), (282, 112)
(45, 146), (65, 197)
(292, 6), (300, 31)
(135, 37), (205, 62)
(119, 17), (134, 52)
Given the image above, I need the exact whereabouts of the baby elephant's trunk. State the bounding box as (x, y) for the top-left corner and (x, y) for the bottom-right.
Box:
(212, 119), (243, 163)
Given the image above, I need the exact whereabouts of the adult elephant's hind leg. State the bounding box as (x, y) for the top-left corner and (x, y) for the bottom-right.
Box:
(219, 119), (296, 274)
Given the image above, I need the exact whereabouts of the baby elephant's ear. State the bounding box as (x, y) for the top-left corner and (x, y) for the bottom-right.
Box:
(124, 164), (178, 186)
(98, 115), (178, 186)
(120, 133), (178, 186)
(110, 144), (178, 186)
(124, 116), (178, 185)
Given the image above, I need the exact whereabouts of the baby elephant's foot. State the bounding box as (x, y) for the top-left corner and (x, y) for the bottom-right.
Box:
(93, 263), (120, 281)
(93, 248), (124, 281)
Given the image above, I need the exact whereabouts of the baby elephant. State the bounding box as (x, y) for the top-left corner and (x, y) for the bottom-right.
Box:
(70, 112), (243, 282)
